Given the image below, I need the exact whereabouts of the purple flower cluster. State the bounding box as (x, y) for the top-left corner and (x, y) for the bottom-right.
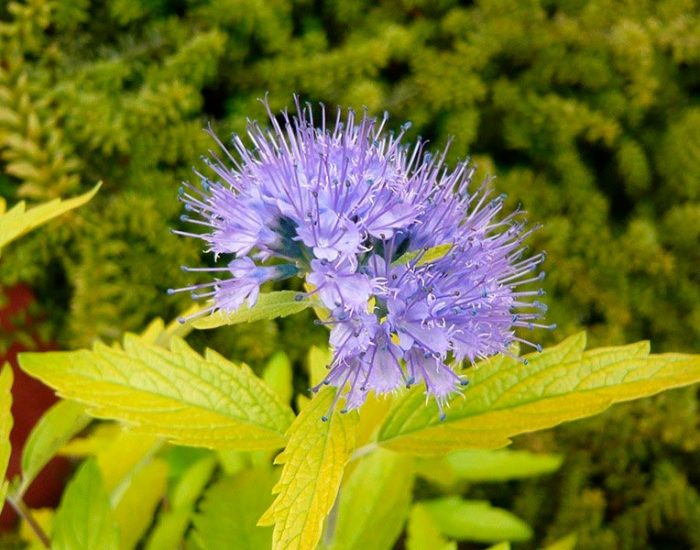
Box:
(172, 99), (552, 418)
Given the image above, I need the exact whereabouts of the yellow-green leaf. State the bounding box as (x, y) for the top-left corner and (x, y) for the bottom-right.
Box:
(141, 308), (199, 348)
(18, 335), (295, 451)
(60, 423), (122, 457)
(406, 504), (456, 550)
(95, 431), (161, 498)
(0, 183), (100, 253)
(145, 456), (217, 550)
(19, 400), (90, 496)
(90, 430), (163, 548)
(378, 333), (700, 454)
(193, 469), (276, 550)
(0, 365), (13, 512)
(308, 346), (332, 387)
(114, 459), (168, 550)
(415, 449), (562, 485)
(259, 388), (358, 550)
(543, 534), (578, 550)
(216, 449), (249, 476)
(392, 243), (453, 267)
(19, 508), (53, 550)
(192, 291), (317, 329)
(140, 318), (167, 344)
(145, 511), (190, 550)
(263, 352), (293, 405)
(172, 455), (217, 510)
(422, 497), (532, 543)
(328, 449), (413, 550)
(52, 460), (120, 550)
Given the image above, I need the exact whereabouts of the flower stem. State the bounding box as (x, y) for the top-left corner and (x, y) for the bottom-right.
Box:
(7, 495), (50, 548)
(349, 442), (378, 462)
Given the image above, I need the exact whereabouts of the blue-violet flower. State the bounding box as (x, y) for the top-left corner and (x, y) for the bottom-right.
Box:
(172, 98), (553, 419)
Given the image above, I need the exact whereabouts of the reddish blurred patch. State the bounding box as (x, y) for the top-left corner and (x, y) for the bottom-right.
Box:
(0, 284), (72, 530)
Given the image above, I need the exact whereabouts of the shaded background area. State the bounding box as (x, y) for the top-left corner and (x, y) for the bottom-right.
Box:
(0, 0), (698, 547)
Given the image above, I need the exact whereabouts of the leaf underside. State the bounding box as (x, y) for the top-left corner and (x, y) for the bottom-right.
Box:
(192, 291), (316, 329)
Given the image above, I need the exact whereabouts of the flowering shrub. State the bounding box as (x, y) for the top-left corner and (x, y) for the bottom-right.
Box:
(1, 0), (700, 547)
(3, 100), (700, 550)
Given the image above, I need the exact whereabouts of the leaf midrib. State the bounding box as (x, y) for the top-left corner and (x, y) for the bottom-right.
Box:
(23, 352), (289, 439)
(378, 355), (693, 444)
(379, 337), (588, 440)
(99, 347), (287, 431)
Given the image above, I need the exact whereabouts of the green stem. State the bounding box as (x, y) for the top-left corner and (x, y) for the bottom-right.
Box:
(349, 442), (378, 462)
(7, 495), (50, 548)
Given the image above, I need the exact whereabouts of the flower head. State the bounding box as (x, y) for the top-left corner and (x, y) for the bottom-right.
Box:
(172, 98), (553, 418)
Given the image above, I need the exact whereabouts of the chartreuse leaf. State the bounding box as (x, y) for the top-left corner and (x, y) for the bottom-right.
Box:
(76, 428), (163, 549)
(378, 333), (700, 454)
(216, 449), (249, 476)
(422, 497), (532, 543)
(259, 387), (358, 550)
(172, 455), (217, 509)
(406, 504), (456, 550)
(18, 400), (90, 496)
(60, 423), (122, 457)
(446, 449), (562, 481)
(308, 346), (332, 387)
(52, 460), (120, 550)
(415, 449), (562, 485)
(0, 364), (13, 512)
(62, 428), (164, 549)
(146, 511), (191, 550)
(19, 508), (53, 549)
(263, 352), (293, 405)
(141, 307), (200, 348)
(145, 455), (217, 550)
(193, 468), (276, 550)
(0, 183), (100, 253)
(327, 449), (413, 550)
(113, 459), (168, 550)
(18, 335), (295, 450)
(192, 291), (317, 329)
(543, 534), (577, 550)
(139, 318), (167, 344)
(486, 544), (511, 550)
(392, 243), (453, 267)
(354, 393), (393, 453)
(95, 431), (161, 496)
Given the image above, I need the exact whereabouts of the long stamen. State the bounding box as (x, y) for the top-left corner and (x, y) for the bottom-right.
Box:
(173, 98), (548, 420)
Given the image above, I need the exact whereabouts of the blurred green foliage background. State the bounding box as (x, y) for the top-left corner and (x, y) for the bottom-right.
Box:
(0, 0), (698, 547)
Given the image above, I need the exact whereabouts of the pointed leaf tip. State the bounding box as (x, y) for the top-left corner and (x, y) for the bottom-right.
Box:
(260, 387), (358, 550)
(18, 335), (295, 451)
(378, 333), (700, 454)
(192, 291), (317, 329)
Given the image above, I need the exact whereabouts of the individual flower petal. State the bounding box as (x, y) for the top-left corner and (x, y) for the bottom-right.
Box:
(329, 310), (378, 362)
(307, 259), (374, 311)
